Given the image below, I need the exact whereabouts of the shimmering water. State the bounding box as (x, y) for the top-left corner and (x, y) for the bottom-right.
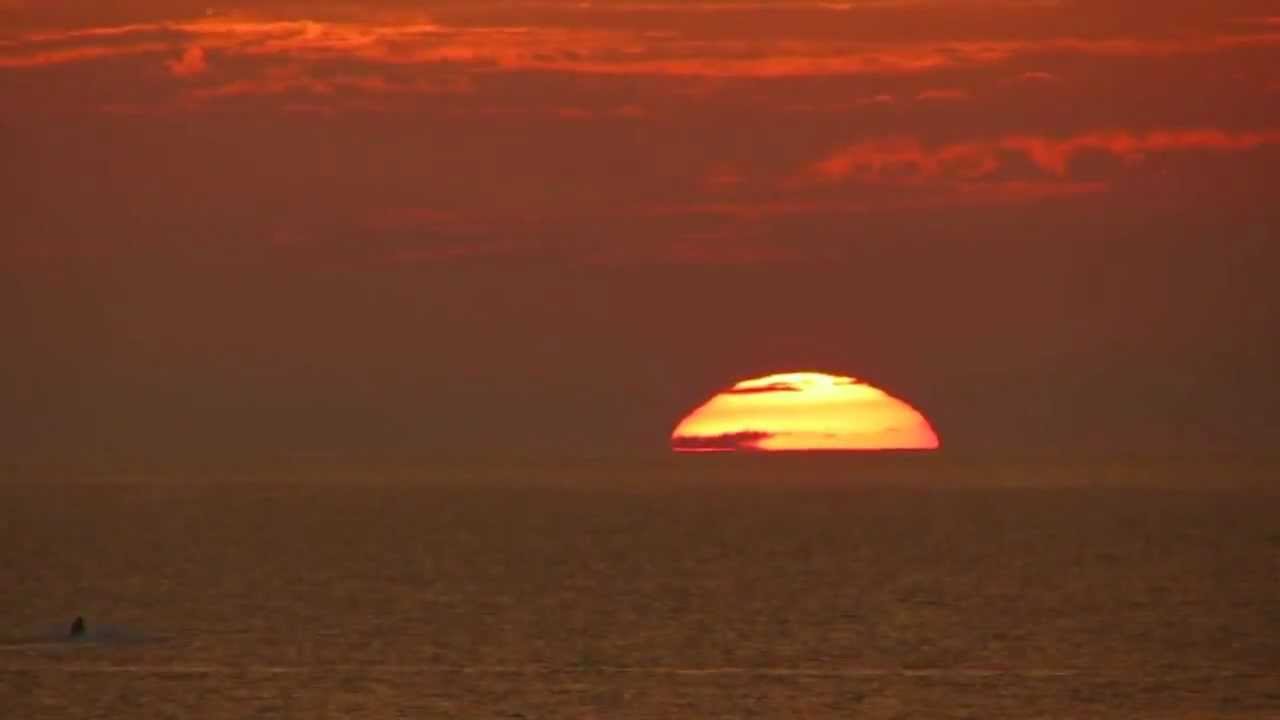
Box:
(3, 458), (1278, 718)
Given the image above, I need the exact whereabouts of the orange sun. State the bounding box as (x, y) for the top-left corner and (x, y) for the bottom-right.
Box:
(671, 372), (940, 452)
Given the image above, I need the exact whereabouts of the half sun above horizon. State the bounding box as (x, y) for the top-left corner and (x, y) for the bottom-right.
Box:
(671, 372), (940, 452)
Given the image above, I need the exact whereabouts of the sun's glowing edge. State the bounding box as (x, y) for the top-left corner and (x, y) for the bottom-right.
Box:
(671, 371), (940, 452)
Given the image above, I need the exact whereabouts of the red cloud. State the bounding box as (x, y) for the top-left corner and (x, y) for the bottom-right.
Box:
(1013, 70), (1057, 82)
(0, 42), (169, 68)
(814, 129), (1280, 182)
(1001, 129), (1280, 176)
(166, 46), (207, 77)
(813, 137), (1000, 183)
(3, 16), (1279, 79)
(916, 88), (970, 101)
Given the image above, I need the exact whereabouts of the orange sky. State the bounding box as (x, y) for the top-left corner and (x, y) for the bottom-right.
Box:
(1, 1), (1277, 459)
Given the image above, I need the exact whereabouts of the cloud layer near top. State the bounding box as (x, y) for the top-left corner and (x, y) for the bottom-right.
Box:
(4, 2), (1280, 79)
(2, 0), (1278, 267)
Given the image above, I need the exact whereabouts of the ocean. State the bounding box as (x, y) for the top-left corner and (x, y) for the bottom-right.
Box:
(2, 456), (1277, 718)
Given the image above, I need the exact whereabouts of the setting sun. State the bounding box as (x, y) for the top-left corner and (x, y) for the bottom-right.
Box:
(671, 372), (939, 452)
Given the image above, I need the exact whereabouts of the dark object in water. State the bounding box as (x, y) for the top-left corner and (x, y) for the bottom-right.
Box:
(69, 617), (86, 638)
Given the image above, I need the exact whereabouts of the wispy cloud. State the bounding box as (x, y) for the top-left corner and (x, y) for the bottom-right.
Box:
(1012, 70), (1056, 82)
(814, 129), (1280, 182)
(3, 15), (1278, 80)
(916, 88), (970, 101)
(0, 41), (168, 68)
(166, 45), (207, 76)
(1003, 129), (1280, 176)
(813, 137), (1000, 183)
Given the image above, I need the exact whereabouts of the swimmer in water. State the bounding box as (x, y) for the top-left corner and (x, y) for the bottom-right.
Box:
(69, 616), (86, 638)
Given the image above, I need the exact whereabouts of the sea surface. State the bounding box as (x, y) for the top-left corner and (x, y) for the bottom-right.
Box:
(2, 456), (1278, 718)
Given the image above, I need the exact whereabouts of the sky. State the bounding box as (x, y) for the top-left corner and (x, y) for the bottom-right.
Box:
(2, 0), (1278, 462)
